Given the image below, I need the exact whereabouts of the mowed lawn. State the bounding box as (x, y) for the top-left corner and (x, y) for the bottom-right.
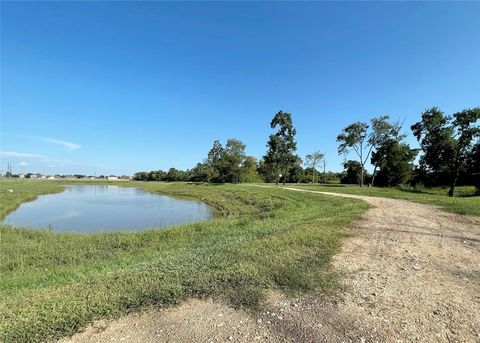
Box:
(0, 180), (368, 343)
(289, 184), (480, 216)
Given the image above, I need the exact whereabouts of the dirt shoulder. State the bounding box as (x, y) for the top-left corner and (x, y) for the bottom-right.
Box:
(60, 189), (480, 343)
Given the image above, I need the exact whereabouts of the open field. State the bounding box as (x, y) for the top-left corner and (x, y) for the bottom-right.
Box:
(60, 184), (480, 342)
(290, 184), (480, 216)
(0, 180), (368, 342)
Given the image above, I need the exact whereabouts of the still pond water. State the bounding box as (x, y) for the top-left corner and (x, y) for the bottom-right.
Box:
(3, 185), (214, 233)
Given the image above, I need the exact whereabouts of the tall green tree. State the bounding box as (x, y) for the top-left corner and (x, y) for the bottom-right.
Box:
(448, 108), (480, 196)
(164, 168), (187, 182)
(411, 107), (480, 196)
(257, 158), (276, 183)
(264, 111), (298, 185)
(206, 138), (247, 183)
(340, 160), (365, 185)
(223, 138), (246, 183)
(337, 116), (401, 187)
(206, 140), (225, 182)
(411, 108), (453, 185)
(337, 122), (370, 187)
(369, 116), (402, 186)
(305, 151), (324, 183)
(264, 135), (282, 184)
(287, 156), (304, 183)
(189, 162), (211, 182)
(240, 156), (262, 183)
(371, 139), (417, 187)
(466, 142), (480, 194)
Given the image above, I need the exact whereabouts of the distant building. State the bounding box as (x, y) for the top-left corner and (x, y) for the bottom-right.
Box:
(30, 173), (43, 179)
(107, 175), (119, 180)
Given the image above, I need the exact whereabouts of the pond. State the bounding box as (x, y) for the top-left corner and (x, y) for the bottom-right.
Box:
(2, 185), (214, 233)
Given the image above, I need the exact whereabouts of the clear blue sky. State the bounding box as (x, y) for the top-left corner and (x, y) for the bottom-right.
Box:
(1, 1), (479, 175)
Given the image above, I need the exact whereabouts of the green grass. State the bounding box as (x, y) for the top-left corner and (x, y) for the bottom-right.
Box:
(0, 180), (369, 342)
(289, 184), (480, 216)
(0, 179), (64, 217)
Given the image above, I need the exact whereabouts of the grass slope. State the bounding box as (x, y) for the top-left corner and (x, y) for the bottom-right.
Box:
(0, 180), (368, 342)
(290, 184), (480, 216)
(0, 179), (64, 217)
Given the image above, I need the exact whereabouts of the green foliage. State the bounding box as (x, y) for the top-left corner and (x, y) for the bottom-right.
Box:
(240, 156), (263, 183)
(336, 121), (370, 187)
(133, 139), (257, 183)
(0, 180), (368, 342)
(337, 122), (369, 157)
(221, 138), (247, 183)
(411, 107), (480, 196)
(372, 140), (417, 187)
(189, 162), (213, 182)
(133, 170), (166, 181)
(466, 142), (480, 193)
(338, 116), (403, 187)
(411, 107), (456, 183)
(285, 155), (304, 183)
(206, 138), (252, 183)
(305, 151), (325, 183)
(207, 139), (226, 182)
(370, 116), (402, 147)
(264, 111), (298, 185)
(340, 160), (365, 185)
(257, 158), (277, 183)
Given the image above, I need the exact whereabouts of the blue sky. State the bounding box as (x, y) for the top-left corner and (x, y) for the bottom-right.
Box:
(1, 1), (479, 175)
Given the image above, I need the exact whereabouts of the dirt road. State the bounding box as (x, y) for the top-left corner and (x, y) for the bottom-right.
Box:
(61, 189), (480, 343)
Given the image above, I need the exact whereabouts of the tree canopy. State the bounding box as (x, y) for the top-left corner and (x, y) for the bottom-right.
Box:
(132, 106), (479, 193)
(411, 107), (480, 196)
(305, 151), (324, 183)
(264, 111), (298, 185)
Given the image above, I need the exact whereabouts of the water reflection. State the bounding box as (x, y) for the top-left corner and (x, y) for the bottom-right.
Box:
(2, 185), (214, 233)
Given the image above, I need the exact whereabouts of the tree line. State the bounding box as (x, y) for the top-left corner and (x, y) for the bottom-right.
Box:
(134, 107), (479, 196)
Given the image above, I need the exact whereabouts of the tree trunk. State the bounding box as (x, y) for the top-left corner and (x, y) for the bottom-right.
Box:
(448, 169), (459, 197)
(360, 164), (364, 187)
(448, 156), (461, 197)
(275, 164), (279, 185)
(323, 160), (326, 183)
(282, 166), (288, 185)
(371, 164), (378, 187)
(359, 145), (364, 187)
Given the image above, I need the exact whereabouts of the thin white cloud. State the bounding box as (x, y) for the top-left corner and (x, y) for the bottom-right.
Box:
(0, 151), (47, 159)
(40, 137), (82, 150)
(18, 161), (31, 166)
